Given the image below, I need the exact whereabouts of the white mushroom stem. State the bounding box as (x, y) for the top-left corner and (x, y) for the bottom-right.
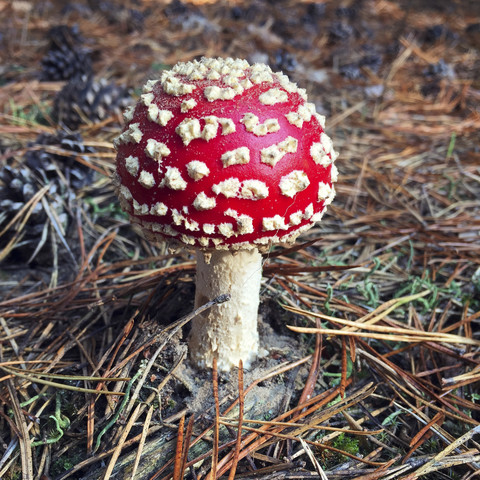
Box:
(189, 249), (262, 372)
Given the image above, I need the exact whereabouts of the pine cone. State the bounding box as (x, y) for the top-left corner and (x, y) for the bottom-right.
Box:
(40, 25), (93, 82)
(40, 43), (92, 81)
(25, 130), (96, 190)
(0, 128), (95, 263)
(0, 165), (72, 262)
(0, 166), (45, 235)
(46, 25), (85, 50)
(53, 74), (131, 130)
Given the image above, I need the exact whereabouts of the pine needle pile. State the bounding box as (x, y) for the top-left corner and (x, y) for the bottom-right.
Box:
(0, 1), (479, 479)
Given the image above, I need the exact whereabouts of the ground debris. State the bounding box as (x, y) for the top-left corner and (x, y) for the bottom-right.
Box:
(0, 0), (479, 479)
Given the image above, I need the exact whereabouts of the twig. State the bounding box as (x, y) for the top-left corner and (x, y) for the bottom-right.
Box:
(227, 360), (244, 480)
(93, 366), (144, 453)
(7, 379), (33, 480)
(180, 415), (195, 480)
(0, 366), (126, 395)
(173, 415), (185, 480)
(408, 425), (480, 478)
(211, 357), (220, 480)
(131, 404), (154, 480)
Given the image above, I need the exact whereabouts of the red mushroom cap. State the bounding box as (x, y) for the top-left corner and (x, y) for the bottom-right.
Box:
(113, 57), (338, 251)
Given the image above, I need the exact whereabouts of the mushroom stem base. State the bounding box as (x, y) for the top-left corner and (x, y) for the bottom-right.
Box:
(189, 249), (262, 372)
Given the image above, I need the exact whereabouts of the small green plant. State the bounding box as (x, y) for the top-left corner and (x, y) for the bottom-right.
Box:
(356, 279), (380, 307)
(446, 132), (457, 159)
(395, 272), (437, 312)
(3, 466), (22, 480)
(381, 409), (403, 427)
(323, 356), (354, 387)
(326, 395), (343, 408)
(264, 410), (274, 421)
(31, 392), (71, 447)
(50, 454), (81, 477)
(356, 258), (381, 307)
(8, 98), (51, 126)
(395, 269), (469, 315)
(84, 198), (129, 220)
(324, 283), (334, 314)
(422, 437), (440, 454)
(406, 239), (415, 273)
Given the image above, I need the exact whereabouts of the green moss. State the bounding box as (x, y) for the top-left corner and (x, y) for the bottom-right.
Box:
(50, 453), (82, 477)
(320, 432), (361, 468)
(332, 432), (360, 459)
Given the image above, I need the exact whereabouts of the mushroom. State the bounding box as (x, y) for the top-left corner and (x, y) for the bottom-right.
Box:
(113, 57), (338, 372)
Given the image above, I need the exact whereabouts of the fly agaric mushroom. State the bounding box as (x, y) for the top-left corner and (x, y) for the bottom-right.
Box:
(113, 57), (338, 372)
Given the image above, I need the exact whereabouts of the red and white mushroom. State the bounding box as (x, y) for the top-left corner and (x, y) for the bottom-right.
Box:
(113, 57), (338, 372)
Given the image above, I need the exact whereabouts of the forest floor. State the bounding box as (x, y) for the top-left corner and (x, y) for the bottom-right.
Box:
(0, 0), (479, 479)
